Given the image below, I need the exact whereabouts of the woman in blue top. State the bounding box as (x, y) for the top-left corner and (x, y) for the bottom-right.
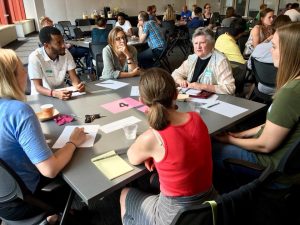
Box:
(0, 49), (86, 222)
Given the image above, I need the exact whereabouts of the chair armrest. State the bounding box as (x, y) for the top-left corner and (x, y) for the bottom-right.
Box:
(223, 158), (265, 172)
(41, 178), (66, 192)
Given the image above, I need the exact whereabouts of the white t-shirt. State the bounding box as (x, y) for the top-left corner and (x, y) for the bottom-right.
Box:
(115, 20), (132, 33)
(284, 9), (300, 22)
(28, 47), (76, 94)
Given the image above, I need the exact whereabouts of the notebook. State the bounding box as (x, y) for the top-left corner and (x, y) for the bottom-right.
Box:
(91, 150), (133, 180)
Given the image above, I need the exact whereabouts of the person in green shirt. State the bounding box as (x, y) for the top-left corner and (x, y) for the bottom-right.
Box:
(213, 22), (300, 183)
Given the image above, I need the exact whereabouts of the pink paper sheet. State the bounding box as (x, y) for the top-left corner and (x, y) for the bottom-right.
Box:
(101, 97), (143, 113)
(136, 105), (149, 113)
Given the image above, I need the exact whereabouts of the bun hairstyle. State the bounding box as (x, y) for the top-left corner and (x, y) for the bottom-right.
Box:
(139, 68), (177, 130)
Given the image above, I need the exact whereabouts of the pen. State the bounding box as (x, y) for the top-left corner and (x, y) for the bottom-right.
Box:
(182, 88), (190, 94)
(207, 102), (220, 108)
(92, 152), (127, 162)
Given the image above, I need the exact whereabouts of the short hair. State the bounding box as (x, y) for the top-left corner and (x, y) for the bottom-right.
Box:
(139, 68), (176, 130)
(96, 17), (107, 27)
(147, 5), (153, 13)
(39, 26), (62, 44)
(138, 11), (149, 21)
(194, 7), (202, 15)
(286, 3), (292, 8)
(0, 49), (24, 101)
(117, 12), (126, 19)
(192, 27), (215, 46)
(226, 7), (235, 18)
(108, 26), (127, 49)
(229, 18), (247, 37)
(40, 16), (53, 27)
(272, 15), (291, 32)
(291, 3), (299, 9)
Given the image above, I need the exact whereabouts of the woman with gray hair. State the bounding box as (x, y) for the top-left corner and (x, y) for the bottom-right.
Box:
(172, 28), (235, 94)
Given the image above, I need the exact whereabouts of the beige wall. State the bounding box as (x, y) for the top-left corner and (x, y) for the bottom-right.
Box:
(42, 0), (186, 24)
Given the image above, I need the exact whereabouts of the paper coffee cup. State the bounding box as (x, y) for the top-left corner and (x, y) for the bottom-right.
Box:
(40, 104), (54, 118)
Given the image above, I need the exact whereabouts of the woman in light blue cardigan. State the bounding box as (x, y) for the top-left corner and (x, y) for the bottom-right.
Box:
(102, 27), (140, 79)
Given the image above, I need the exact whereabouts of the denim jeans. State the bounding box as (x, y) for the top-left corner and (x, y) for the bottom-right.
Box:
(212, 141), (259, 193)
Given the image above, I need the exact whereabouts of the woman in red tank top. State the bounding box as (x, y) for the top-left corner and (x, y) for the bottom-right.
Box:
(120, 68), (217, 225)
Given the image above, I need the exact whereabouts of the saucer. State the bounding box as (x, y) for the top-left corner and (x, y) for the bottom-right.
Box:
(36, 109), (60, 122)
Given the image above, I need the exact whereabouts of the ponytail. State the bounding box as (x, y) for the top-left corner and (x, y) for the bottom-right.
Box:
(148, 102), (169, 130)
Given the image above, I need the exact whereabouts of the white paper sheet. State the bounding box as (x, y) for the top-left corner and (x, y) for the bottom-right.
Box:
(179, 88), (201, 95)
(95, 79), (129, 90)
(100, 116), (141, 134)
(130, 86), (140, 96)
(55, 86), (86, 97)
(52, 125), (100, 149)
(203, 101), (248, 118)
(188, 94), (219, 104)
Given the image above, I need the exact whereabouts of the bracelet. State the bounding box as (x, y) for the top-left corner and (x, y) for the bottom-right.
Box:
(50, 89), (53, 97)
(66, 141), (77, 149)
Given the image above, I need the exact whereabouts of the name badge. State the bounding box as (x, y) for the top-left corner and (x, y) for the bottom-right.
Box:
(45, 69), (54, 77)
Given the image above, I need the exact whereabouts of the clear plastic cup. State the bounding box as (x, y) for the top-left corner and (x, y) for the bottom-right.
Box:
(191, 102), (202, 114)
(122, 124), (138, 140)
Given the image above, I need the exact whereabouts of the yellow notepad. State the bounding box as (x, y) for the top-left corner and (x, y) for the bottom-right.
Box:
(91, 150), (133, 180)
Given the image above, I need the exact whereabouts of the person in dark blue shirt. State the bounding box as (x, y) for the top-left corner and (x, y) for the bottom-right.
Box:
(188, 7), (205, 28)
(181, 5), (192, 21)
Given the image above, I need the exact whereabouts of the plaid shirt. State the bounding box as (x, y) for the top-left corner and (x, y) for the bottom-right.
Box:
(143, 20), (165, 50)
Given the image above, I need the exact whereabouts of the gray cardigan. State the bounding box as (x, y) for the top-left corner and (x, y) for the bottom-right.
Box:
(101, 45), (138, 79)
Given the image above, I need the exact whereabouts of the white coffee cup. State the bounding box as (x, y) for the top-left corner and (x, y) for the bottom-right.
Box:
(40, 104), (54, 118)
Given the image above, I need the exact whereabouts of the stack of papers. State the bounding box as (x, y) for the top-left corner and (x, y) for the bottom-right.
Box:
(95, 80), (129, 90)
(91, 150), (133, 180)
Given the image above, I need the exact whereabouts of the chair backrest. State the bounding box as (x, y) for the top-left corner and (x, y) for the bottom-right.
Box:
(58, 20), (72, 28)
(77, 19), (91, 26)
(68, 26), (84, 40)
(54, 23), (65, 35)
(237, 33), (249, 55)
(0, 159), (24, 203)
(171, 202), (215, 225)
(251, 57), (277, 87)
(161, 20), (176, 40)
(89, 42), (107, 79)
(277, 138), (300, 176)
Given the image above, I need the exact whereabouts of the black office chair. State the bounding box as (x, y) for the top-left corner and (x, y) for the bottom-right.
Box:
(0, 159), (82, 225)
(67, 26), (84, 40)
(222, 138), (300, 225)
(58, 21), (72, 38)
(237, 33), (250, 56)
(161, 20), (176, 41)
(76, 19), (91, 26)
(250, 57), (277, 104)
(89, 42), (107, 79)
(171, 164), (281, 225)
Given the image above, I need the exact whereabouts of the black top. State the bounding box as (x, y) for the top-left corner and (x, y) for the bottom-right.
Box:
(191, 56), (211, 82)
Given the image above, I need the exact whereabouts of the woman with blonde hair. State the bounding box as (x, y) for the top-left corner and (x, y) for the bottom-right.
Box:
(163, 4), (176, 21)
(102, 27), (140, 79)
(0, 49), (86, 223)
(213, 22), (300, 185)
(120, 68), (216, 225)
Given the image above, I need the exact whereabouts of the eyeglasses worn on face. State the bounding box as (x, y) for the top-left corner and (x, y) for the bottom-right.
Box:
(115, 36), (126, 41)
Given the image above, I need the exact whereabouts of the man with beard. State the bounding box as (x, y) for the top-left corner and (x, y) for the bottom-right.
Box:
(28, 26), (85, 100)
(115, 12), (133, 37)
